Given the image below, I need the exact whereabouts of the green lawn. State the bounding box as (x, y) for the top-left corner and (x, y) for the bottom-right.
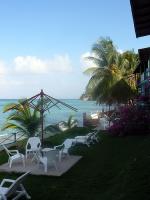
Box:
(0, 127), (150, 200)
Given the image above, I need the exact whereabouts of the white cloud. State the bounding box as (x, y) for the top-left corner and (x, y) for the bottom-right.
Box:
(48, 54), (72, 72)
(14, 54), (72, 74)
(0, 60), (8, 76)
(14, 56), (47, 74)
(0, 59), (23, 87)
(0, 78), (23, 86)
(80, 52), (98, 72)
(117, 49), (124, 54)
(0, 53), (90, 98)
(0, 71), (24, 98)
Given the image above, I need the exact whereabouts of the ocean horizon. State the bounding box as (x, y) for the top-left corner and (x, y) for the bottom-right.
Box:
(0, 99), (109, 136)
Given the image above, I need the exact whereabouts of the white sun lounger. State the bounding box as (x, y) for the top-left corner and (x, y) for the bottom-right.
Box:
(75, 132), (94, 147)
(75, 131), (100, 146)
(0, 171), (31, 200)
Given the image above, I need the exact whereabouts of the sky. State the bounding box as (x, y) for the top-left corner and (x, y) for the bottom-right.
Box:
(0, 0), (149, 99)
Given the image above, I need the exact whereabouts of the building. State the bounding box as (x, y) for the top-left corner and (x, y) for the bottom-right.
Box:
(134, 47), (150, 96)
(130, 0), (150, 97)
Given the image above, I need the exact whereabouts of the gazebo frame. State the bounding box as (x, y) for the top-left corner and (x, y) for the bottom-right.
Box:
(24, 89), (77, 146)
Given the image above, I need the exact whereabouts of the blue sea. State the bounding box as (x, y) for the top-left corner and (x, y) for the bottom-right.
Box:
(0, 99), (109, 136)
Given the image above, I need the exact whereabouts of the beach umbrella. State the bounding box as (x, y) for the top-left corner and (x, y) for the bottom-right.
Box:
(23, 89), (77, 146)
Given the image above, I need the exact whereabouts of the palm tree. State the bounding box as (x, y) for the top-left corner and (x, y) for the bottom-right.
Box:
(121, 50), (139, 90)
(2, 99), (41, 137)
(84, 37), (139, 105)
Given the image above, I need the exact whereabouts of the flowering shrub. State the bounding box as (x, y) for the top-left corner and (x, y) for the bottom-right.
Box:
(108, 105), (150, 136)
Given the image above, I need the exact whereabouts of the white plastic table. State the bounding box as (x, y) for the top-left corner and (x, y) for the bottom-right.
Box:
(42, 148), (53, 154)
(42, 148), (62, 162)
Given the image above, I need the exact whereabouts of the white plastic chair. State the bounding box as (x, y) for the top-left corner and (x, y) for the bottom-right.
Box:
(25, 137), (41, 160)
(0, 171), (31, 200)
(54, 139), (75, 161)
(2, 145), (25, 168)
(38, 150), (58, 172)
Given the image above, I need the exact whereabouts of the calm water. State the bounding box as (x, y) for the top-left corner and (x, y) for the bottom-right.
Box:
(0, 99), (109, 136)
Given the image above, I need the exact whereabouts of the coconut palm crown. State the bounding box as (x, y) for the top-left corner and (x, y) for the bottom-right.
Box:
(84, 37), (139, 104)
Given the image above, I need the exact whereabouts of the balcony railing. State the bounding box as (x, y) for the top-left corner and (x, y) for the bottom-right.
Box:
(137, 68), (150, 86)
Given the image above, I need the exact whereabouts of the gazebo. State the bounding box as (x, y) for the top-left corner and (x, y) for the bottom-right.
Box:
(23, 89), (77, 146)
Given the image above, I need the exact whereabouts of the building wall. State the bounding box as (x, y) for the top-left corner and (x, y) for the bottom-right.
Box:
(138, 57), (150, 96)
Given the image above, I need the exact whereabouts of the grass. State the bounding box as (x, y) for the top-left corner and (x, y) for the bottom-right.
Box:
(0, 127), (150, 199)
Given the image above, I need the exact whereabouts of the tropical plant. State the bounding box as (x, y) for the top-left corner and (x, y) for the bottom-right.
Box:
(44, 124), (60, 133)
(58, 115), (78, 132)
(66, 115), (78, 129)
(83, 37), (139, 105)
(45, 115), (78, 134)
(2, 99), (41, 137)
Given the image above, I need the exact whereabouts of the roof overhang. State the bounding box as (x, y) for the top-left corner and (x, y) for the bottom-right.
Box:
(130, 0), (150, 37)
(138, 47), (150, 62)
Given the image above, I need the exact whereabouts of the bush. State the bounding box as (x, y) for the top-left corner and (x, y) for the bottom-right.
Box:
(108, 105), (150, 136)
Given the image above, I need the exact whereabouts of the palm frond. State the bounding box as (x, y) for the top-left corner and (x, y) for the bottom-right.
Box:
(1, 122), (27, 133)
(3, 103), (19, 113)
(83, 67), (98, 75)
(83, 37), (139, 104)
(44, 125), (60, 133)
(2, 99), (41, 136)
(110, 79), (137, 103)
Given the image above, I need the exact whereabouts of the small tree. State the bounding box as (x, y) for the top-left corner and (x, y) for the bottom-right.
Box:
(66, 115), (78, 129)
(2, 99), (41, 137)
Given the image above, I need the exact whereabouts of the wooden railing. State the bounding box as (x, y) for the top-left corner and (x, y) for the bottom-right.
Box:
(0, 132), (25, 146)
